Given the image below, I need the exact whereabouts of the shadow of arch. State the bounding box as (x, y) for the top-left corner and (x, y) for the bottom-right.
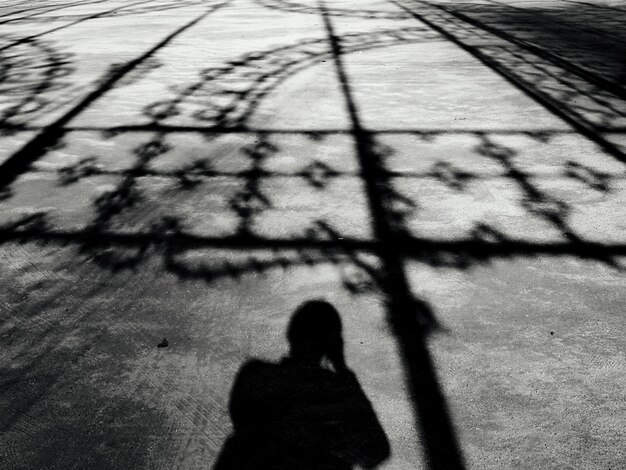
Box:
(255, 0), (411, 19)
(143, 26), (445, 128)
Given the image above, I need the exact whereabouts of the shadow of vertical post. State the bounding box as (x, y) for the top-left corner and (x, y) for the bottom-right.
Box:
(318, 2), (465, 469)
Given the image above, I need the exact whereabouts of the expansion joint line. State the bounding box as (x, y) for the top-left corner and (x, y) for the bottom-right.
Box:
(319, 2), (466, 469)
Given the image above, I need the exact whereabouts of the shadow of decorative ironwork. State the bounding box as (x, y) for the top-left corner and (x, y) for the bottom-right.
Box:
(440, 0), (626, 89)
(0, 0), (164, 55)
(564, 161), (611, 192)
(0, 36), (75, 129)
(144, 26), (444, 128)
(255, 0), (412, 19)
(1, 0), (217, 24)
(0, 1), (626, 469)
(391, 0), (626, 164)
(0, 0), (230, 190)
(0, 0), (110, 25)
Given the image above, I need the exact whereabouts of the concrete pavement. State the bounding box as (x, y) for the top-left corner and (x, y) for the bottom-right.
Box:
(0, 1), (624, 469)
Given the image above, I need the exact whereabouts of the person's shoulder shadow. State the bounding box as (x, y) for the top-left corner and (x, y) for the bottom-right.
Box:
(214, 300), (390, 470)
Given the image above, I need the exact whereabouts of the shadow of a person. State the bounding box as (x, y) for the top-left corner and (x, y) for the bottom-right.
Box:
(214, 300), (390, 470)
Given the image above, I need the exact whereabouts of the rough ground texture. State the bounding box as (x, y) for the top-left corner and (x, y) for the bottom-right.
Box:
(0, 0), (625, 469)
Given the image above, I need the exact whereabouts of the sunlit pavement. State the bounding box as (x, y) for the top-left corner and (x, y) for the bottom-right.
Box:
(0, 1), (625, 469)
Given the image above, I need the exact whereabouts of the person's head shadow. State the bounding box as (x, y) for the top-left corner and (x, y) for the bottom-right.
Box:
(214, 300), (390, 470)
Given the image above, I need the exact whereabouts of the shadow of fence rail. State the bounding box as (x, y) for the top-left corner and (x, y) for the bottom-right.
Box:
(0, 0), (625, 469)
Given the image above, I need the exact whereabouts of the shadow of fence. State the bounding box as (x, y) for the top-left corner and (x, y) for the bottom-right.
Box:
(435, 0), (626, 90)
(0, 36), (75, 129)
(0, 0), (213, 26)
(0, 1), (625, 469)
